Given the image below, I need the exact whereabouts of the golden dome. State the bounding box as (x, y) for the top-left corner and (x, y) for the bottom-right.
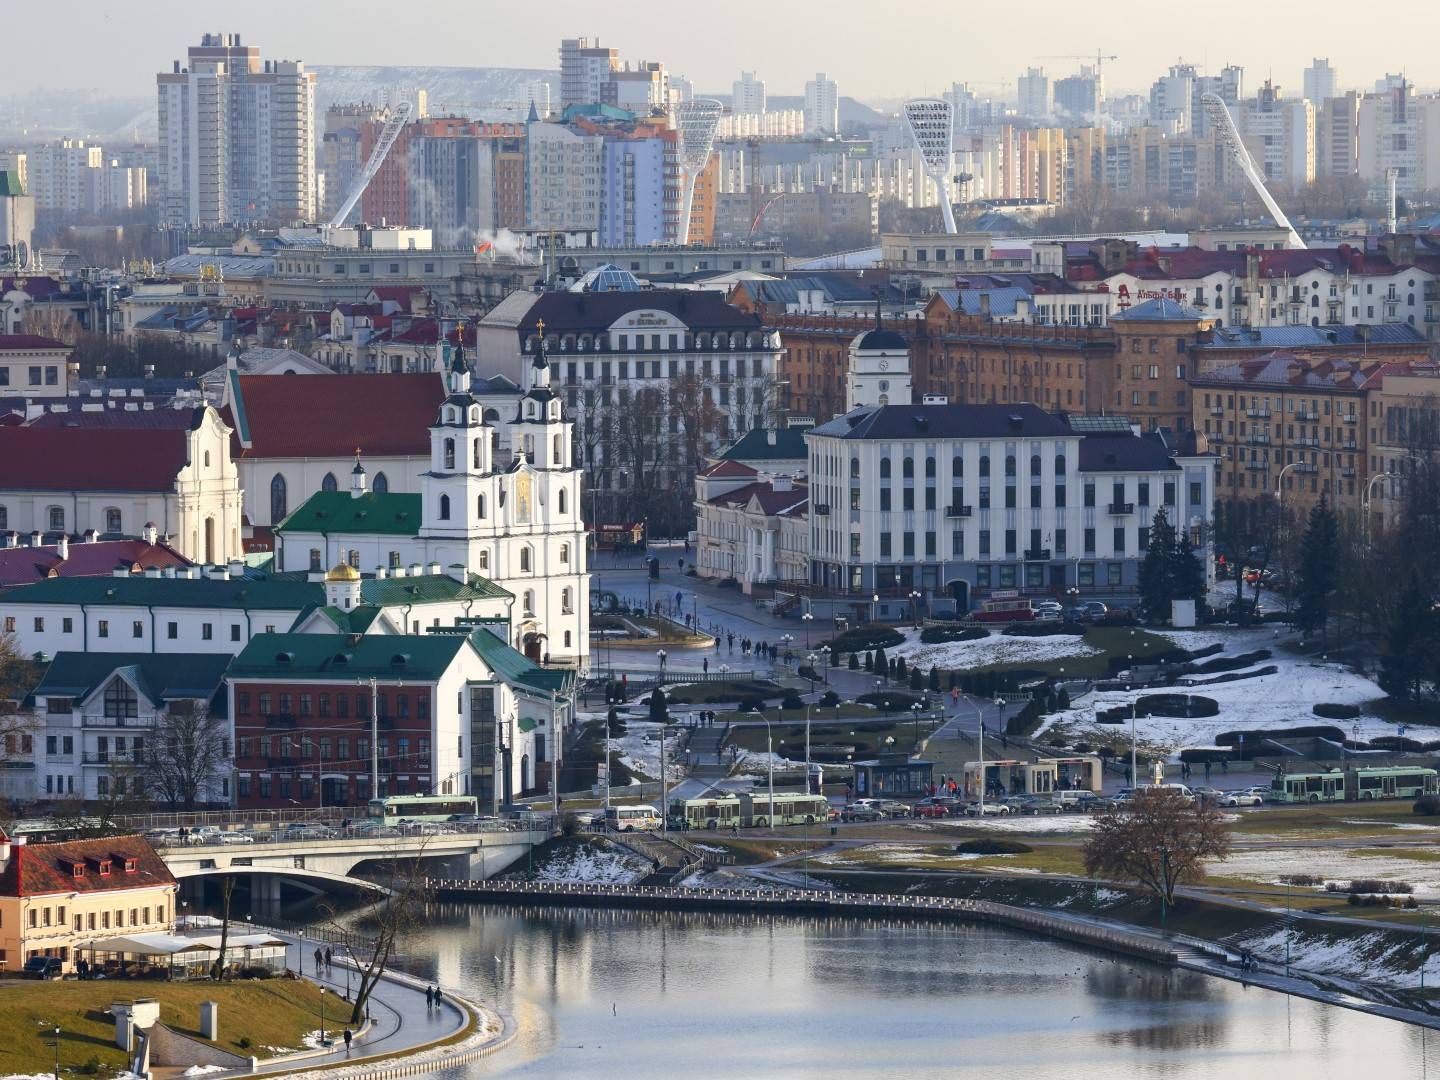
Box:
(325, 563), (361, 583)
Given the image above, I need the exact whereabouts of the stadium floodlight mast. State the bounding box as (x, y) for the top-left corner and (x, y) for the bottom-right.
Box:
(1201, 92), (1305, 250)
(903, 98), (958, 235)
(676, 98), (724, 246)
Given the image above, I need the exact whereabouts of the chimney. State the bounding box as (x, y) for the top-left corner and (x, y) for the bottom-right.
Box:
(772, 474), (793, 493)
(427, 562), (441, 576)
(29, 531), (41, 548)
(374, 567), (389, 580)
(446, 563), (467, 584)
(144, 566), (162, 579)
(112, 566), (130, 578)
(142, 522), (159, 545)
(409, 563), (423, 578)
(83, 529), (100, 543)
(228, 558), (246, 578)
(162, 566), (177, 579)
(207, 567), (229, 581)
(0, 532), (13, 549)
(391, 566), (406, 578)
(766, 430), (777, 446)
(55, 535), (69, 561)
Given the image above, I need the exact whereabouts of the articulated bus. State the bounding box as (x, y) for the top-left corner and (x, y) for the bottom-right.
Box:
(668, 795), (743, 830)
(367, 795), (479, 824)
(739, 792), (830, 827)
(1268, 766), (1438, 804)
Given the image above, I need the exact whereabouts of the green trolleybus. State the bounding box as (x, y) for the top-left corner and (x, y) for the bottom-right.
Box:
(1268, 766), (1437, 803)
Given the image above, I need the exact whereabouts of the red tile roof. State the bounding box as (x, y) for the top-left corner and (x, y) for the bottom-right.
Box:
(706, 480), (809, 517)
(0, 334), (69, 351)
(0, 427), (190, 491)
(700, 459), (757, 479)
(227, 373), (443, 459)
(0, 833), (176, 897)
(0, 538), (190, 587)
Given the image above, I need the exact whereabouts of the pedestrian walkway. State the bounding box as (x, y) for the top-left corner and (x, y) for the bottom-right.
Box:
(239, 935), (480, 1075)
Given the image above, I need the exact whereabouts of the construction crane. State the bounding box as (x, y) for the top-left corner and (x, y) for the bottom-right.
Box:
(327, 100), (414, 228)
(1201, 92), (1305, 249)
(1042, 51), (1119, 77)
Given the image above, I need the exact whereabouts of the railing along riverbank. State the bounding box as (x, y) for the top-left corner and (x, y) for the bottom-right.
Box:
(426, 878), (1177, 965)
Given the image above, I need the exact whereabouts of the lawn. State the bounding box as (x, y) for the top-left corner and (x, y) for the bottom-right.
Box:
(724, 715), (942, 757)
(664, 679), (784, 704)
(0, 977), (331, 1077)
(693, 838), (826, 865)
(716, 703), (895, 725)
(1227, 800), (1424, 836)
(892, 625), (1183, 679)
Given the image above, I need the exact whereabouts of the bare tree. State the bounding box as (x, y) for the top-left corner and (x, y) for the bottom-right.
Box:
(1083, 788), (1231, 908)
(211, 873), (237, 979)
(19, 306), (79, 345)
(149, 698), (229, 811)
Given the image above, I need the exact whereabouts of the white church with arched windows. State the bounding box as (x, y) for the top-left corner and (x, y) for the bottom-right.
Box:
(272, 340), (590, 666)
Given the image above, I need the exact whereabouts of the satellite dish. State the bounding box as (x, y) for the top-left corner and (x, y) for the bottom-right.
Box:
(15, 241), (27, 269)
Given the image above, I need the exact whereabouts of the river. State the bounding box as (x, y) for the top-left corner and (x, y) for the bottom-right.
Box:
(359, 902), (1440, 1078)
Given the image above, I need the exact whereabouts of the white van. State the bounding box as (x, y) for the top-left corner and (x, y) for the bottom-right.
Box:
(1148, 783), (1195, 802)
(604, 804), (662, 832)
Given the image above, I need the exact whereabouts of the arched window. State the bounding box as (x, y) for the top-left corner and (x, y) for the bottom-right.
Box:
(105, 508), (122, 534)
(925, 458), (936, 479)
(558, 488), (568, 514)
(1055, 454), (1066, 475)
(952, 455), (963, 477)
(473, 438), (482, 469)
(476, 493), (486, 518)
(478, 551), (489, 570)
(321, 472), (338, 492)
(902, 457), (914, 479)
(443, 438), (455, 470)
(270, 474), (287, 522)
(560, 543), (570, 564)
(564, 631), (572, 648)
(979, 455), (990, 478)
(850, 458), (860, 478)
(561, 587), (573, 613)
(523, 589), (535, 613)
(520, 546), (532, 572)
(438, 494), (451, 520)
(372, 472), (389, 494)
(553, 434), (562, 462)
(203, 450), (210, 468)
(1030, 454), (1042, 477)
(879, 458), (891, 479)
(309, 549), (322, 571)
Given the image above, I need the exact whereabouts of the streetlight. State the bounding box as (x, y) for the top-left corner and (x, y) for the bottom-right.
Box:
(872, 593), (880, 624)
(762, 710), (776, 835)
(909, 589), (923, 628)
(319, 986), (327, 1047)
(910, 701), (924, 746)
(656, 648), (667, 682)
(781, 633), (794, 667)
(42, 1025), (59, 1080)
(804, 653), (818, 696)
(801, 610), (814, 647)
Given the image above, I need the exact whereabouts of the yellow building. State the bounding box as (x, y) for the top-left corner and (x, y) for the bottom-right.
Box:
(0, 832), (177, 973)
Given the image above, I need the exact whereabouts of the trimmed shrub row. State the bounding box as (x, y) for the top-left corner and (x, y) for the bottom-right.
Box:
(920, 625), (990, 644)
(1003, 622), (1085, 637)
(829, 623), (904, 653)
(1313, 702), (1362, 720)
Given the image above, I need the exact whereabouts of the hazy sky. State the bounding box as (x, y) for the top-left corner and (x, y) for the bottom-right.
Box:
(10, 0), (1440, 101)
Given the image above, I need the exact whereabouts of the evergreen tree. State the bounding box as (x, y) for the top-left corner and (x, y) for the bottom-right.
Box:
(1295, 495), (1339, 641)
(1172, 531), (1209, 614)
(928, 666), (941, 691)
(1379, 577), (1439, 700)
(648, 687), (669, 725)
(909, 666), (924, 690)
(895, 656), (908, 680)
(874, 646), (888, 680)
(947, 670), (959, 690)
(864, 650), (875, 672)
(829, 645), (840, 667)
(848, 652), (860, 671)
(1137, 507), (1180, 624)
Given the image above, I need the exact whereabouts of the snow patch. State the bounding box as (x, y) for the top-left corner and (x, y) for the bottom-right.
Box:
(1209, 848), (1440, 897)
(531, 842), (651, 885)
(890, 629), (1099, 671)
(182, 1068), (229, 1077)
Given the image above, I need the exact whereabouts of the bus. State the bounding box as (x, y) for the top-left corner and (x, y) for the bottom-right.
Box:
(1268, 767), (1438, 804)
(668, 795), (742, 830)
(604, 804), (662, 831)
(970, 590), (1035, 624)
(739, 792), (830, 827)
(367, 795), (479, 824)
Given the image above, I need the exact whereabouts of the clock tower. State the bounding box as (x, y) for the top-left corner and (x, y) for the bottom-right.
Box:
(845, 301), (912, 411)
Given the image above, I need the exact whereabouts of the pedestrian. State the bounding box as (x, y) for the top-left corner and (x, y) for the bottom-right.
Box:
(314, 947), (323, 974)
(1221, 759), (1229, 773)
(678, 557), (684, 570)
(1205, 762), (1212, 782)
(434, 987), (444, 1007)
(703, 658), (709, 675)
(425, 985), (434, 1009)
(325, 946), (333, 969)
(343, 1028), (353, 1054)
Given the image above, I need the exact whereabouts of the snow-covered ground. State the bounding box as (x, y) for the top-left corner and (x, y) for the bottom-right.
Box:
(1038, 630), (1400, 754)
(1234, 926), (1440, 989)
(889, 629), (1099, 671)
(609, 726), (689, 783)
(531, 841), (651, 884)
(812, 843), (1006, 867)
(1208, 847), (1440, 897)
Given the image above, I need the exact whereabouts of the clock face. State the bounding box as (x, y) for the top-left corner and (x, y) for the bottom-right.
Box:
(878, 358), (889, 370)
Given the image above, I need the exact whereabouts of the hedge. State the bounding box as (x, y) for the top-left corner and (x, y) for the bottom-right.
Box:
(1313, 702), (1362, 720)
(955, 838), (1033, 855)
(1185, 665), (1279, 686)
(1002, 622), (1085, 637)
(1187, 649), (1273, 674)
(829, 623), (905, 653)
(1096, 694), (1219, 723)
(919, 625), (990, 644)
(1215, 725), (1344, 747)
(857, 690), (928, 711)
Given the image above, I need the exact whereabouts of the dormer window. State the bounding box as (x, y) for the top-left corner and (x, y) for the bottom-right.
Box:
(124, 858), (137, 874)
(98, 860), (112, 877)
(73, 864), (84, 879)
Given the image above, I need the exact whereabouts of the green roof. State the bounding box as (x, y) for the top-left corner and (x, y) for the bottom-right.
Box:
(305, 605), (384, 634)
(718, 427), (810, 462)
(0, 172), (24, 197)
(466, 625), (572, 696)
(0, 574), (321, 610)
(230, 632), (469, 681)
(34, 652), (231, 716)
(276, 491), (423, 537)
(361, 572), (510, 605)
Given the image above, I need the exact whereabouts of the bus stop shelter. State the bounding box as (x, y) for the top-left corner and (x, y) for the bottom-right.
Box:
(852, 753), (934, 797)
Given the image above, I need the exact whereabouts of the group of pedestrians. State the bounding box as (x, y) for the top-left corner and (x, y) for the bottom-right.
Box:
(424, 984), (446, 1009)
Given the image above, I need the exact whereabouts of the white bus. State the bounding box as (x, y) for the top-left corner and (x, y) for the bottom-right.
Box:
(367, 795), (478, 825)
(604, 804), (662, 831)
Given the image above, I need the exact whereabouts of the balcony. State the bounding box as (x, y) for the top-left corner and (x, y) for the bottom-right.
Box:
(945, 505), (974, 518)
(1295, 462), (1319, 475)
(1209, 406), (1224, 416)
(82, 715), (153, 730)
(1342, 414), (1358, 424)
(1023, 548), (1052, 561)
(1341, 466), (1357, 478)
(1107, 502), (1134, 515)
(1246, 433), (1270, 445)
(1296, 410), (1319, 421)
(1246, 408), (1271, 418)
(814, 504), (831, 516)
(1244, 461), (1269, 471)
(82, 752), (144, 766)
(264, 713), (297, 730)
(1295, 436), (1320, 448)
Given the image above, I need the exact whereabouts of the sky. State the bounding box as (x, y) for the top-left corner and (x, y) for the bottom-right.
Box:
(9, 0), (1440, 101)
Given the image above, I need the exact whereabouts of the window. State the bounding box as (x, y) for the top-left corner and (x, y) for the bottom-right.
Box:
(105, 508), (122, 534)
(520, 546), (532, 572)
(104, 680), (138, 719)
(132, 620), (143, 639)
(373, 472), (389, 494)
(321, 472), (338, 492)
(97, 619), (109, 638)
(270, 474), (287, 522)
(48, 506), (64, 531)
(438, 494), (450, 520)
(202, 623), (213, 641)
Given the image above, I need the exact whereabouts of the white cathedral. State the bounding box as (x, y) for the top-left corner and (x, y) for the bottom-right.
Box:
(274, 331), (591, 665)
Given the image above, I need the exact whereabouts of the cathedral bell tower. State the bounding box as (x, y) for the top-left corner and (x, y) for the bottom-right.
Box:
(845, 298), (912, 411)
(418, 326), (498, 544)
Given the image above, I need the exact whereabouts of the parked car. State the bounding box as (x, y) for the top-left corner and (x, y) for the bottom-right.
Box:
(911, 799), (951, 819)
(1081, 601), (1109, 619)
(216, 832), (254, 845)
(1221, 790), (1264, 807)
(1063, 606), (1088, 622)
(1013, 796), (1063, 815)
(962, 801), (1012, 816)
(841, 804), (884, 822)
(1189, 785), (1227, 805)
(23, 956), (62, 979)
(1035, 600), (1064, 615)
(875, 800), (911, 819)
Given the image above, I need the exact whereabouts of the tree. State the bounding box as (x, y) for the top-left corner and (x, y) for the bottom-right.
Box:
(848, 652), (859, 671)
(1379, 577), (1440, 700)
(1137, 508), (1180, 623)
(894, 656), (908, 681)
(210, 874), (236, 979)
(1295, 495), (1339, 641)
(326, 852), (432, 1026)
(0, 634), (40, 803)
(1082, 788), (1231, 908)
(648, 687), (669, 726)
(909, 666), (923, 690)
(873, 646), (887, 680)
(928, 666), (941, 692)
(863, 650), (874, 672)
(149, 699), (229, 811)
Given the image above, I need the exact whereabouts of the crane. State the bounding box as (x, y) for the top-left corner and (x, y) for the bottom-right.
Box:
(326, 100), (414, 229)
(1201, 92), (1305, 249)
(1042, 51), (1119, 77)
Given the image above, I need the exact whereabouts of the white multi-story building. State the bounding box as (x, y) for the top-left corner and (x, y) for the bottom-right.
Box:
(1017, 68), (1051, 121)
(1304, 59), (1337, 105)
(1238, 82), (1315, 187)
(559, 37), (620, 110)
(156, 33), (316, 227)
(804, 73), (840, 136)
(525, 121), (603, 231)
(1357, 84), (1440, 197)
(1317, 92), (1360, 179)
(27, 140), (100, 213)
(733, 71), (766, 116)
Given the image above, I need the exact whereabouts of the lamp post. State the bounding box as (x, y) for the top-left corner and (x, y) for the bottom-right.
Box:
(43, 1025), (59, 1080)
(871, 593), (880, 624)
(656, 648), (667, 682)
(781, 633), (794, 668)
(972, 697), (986, 814)
(909, 589), (923, 628)
(801, 610), (813, 648)
(319, 986), (326, 1047)
(1362, 471), (1389, 542)
(804, 653), (817, 696)
(763, 710), (776, 834)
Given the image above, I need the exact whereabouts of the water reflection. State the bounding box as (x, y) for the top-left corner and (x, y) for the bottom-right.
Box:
(360, 904), (1440, 1078)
